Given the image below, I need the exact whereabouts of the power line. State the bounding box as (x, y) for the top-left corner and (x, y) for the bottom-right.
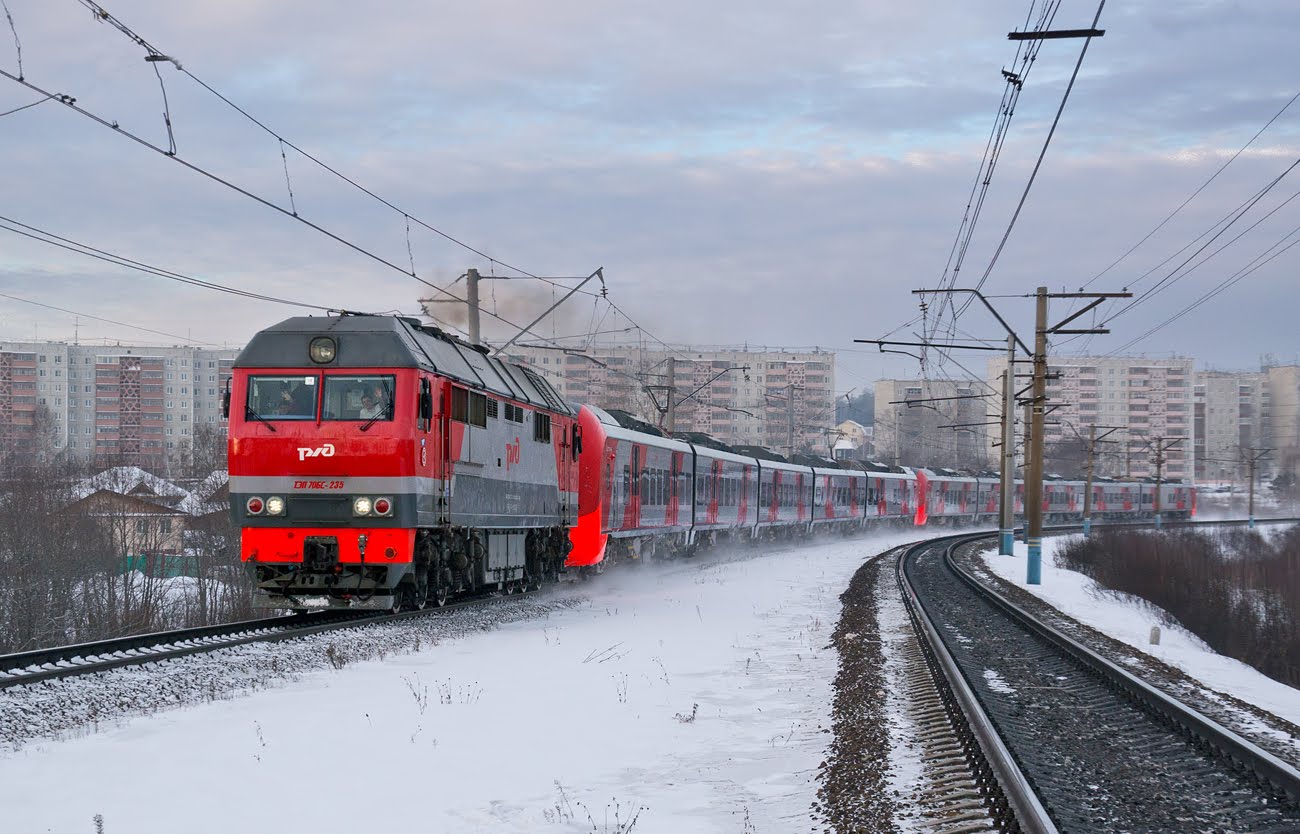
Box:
(0, 66), (586, 351)
(0, 91), (50, 117)
(931, 0), (1060, 343)
(1104, 221), (1300, 355)
(0, 290), (219, 345)
(1081, 88), (1300, 289)
(0, 214), (342, 312)
(968, 0), (1106, 300)
(70, 0), (595, 298)
(1098, 156), (1300, 326)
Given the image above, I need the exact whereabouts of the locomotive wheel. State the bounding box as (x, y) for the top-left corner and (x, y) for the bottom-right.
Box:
(434, 581), (449, 607)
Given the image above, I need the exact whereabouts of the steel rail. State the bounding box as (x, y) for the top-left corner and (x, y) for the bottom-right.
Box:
(0, 592), (530, 690)
(897, 533), (1059, 834)
(942, 531), (1300, 805)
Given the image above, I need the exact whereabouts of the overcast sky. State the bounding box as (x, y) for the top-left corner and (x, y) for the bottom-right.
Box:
(1, 1), (1297, 395)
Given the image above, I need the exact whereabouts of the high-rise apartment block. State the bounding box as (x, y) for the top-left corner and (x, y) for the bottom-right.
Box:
(1193, 370), (1269, 482)
(0, 340), (238, 468)
(504, 345), (836, 456)
(1266, 364), (1300, 481)
(872, 379), (988, 469)
(987, 355), (1195, 481)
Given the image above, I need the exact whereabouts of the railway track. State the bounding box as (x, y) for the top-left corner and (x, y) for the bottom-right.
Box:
(898, 530), (1300, 832)
(0, 594), (523, 691)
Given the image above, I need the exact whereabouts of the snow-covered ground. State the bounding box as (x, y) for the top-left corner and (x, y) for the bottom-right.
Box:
(0, 530), (920, 834)
(981, 537), (1300, 728)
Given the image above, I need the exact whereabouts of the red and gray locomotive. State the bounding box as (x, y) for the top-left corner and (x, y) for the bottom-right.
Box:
(227, 314), (579, 611)
(229, 314), (1197, 611)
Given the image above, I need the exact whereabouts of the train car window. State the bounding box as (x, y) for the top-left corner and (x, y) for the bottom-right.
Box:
(246, 374), (318, 420)
(505, 403), (525, 423)
(533, 412), (551, 442)
(321, 375), (394, 422)
(451, 386), (468, 422)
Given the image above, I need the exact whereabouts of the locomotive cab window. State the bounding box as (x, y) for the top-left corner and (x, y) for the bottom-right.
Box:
(246, 375), (318, 420)
(533, 412), (551, 443)
(322, 375), (395, 421)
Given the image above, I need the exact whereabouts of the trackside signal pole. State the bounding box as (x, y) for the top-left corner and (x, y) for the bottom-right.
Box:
(1081, 424), (1123, 536)
(1149, 436), (1181, 530)
(1246, 447), (1273, 529)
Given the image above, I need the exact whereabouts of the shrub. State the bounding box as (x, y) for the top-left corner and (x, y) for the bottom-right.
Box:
(1056, 527), (1299, 686)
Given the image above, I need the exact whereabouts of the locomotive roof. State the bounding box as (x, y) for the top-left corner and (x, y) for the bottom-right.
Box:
(234, 315), (571, 414)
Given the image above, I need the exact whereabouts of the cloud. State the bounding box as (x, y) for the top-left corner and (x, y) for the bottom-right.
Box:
(0, 0), (1297, 392)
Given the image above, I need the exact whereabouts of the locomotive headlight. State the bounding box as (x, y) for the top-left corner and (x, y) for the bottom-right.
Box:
(352, 496), (373, 516)
(265, 496), (286, 516)
(309, 336), (337, 364)
(246, 496), (265, 515)
(373, 497), (392, 516)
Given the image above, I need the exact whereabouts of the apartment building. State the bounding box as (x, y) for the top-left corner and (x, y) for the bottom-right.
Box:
(1267, 364), (1300, 481)
(873, 379), (989, 469)
(1193, 371), (1269, 482)
(504, 345), (837, 456)
(987, 355), (1195, 481)
(0, 340), (238, 468)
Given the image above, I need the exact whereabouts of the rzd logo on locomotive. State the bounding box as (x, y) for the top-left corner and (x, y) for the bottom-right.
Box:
(297, 443), (336, 461)
(505, 437), (521, 472)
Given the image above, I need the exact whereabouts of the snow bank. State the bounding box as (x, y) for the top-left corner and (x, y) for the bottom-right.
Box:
(0, 530), (920, 833)
(981, 538), (1300, 727)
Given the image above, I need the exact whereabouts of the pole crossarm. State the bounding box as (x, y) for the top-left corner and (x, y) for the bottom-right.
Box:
(491, 268), (602, 356)
(1047, 296), (1108, 332)
(1008, 28), (1105, 40)
(674, 366), (750, 409)
(910, 288), (1032, 355)
(889, 393), (993, 406)
(855, 338), (1007, 353)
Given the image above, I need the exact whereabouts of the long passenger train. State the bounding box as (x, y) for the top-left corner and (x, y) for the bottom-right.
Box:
(227, 314), (1195, 611)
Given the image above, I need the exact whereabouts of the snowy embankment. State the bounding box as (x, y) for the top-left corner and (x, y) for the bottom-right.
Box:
(0, 531), (919, 834)
(981, 537), (1300, 729)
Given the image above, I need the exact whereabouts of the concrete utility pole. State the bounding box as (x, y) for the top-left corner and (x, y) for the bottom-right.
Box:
(894, 406), (901, 468)
(786, 383), (796, 458)
(665, 356), (677, 434)
(1024, 288), (1049, 584)
(1023, 285), (1131, 585)
(1149, 436), (1182, 530)
(1081, 425), (1123, 536)
(1246, 447), (1273, 529)
(422, 267), (603, 355)
(1084, 424), (1097, 537)
(999, 338), (1016, 555)
(465, 268), (482, 347)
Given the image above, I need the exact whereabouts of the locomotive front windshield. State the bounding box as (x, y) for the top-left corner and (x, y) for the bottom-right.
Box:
(322, 375), (394, 421)
(247, 375), (319, 420)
